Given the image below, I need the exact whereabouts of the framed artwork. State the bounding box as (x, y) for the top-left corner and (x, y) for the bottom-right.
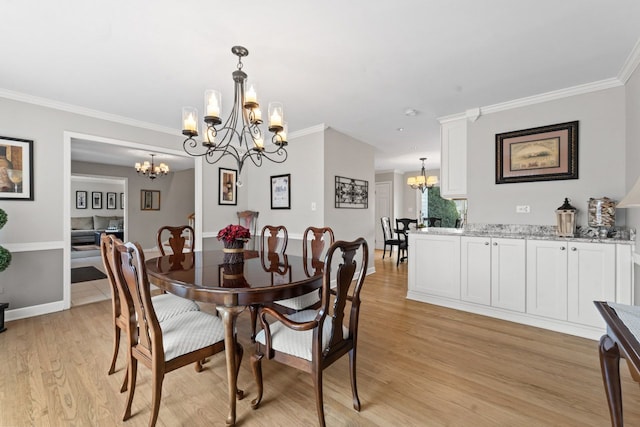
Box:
(92, 191), (102, 209)
(120, 192), (124, 209)
(270, 174), (291, 209)
(335, 176), (368, 209)
(219, 168), (237, 205)
(496, 121), (579, 184)
(106, 192), (117, 209)
(141, 190), (160, 211)
(76, 190), (87, 209)
(0, 135), (34, 201)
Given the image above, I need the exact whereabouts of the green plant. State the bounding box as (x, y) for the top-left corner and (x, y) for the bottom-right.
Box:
(0, 246), (10, 272)
(428, 187), (460, 228)
(0, 208), (6, 230)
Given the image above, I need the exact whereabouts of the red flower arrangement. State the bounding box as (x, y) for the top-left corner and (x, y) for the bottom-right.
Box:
(217, 224), (251, 244)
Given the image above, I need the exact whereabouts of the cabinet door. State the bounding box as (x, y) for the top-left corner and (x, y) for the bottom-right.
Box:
(440, 118), (467, 199)
(567, 242), (615, 328)
(411, 235), (461, 299)
(526, 240), (568, 320)
(491, 238), (526, 312)
(461, 236), (491, 305)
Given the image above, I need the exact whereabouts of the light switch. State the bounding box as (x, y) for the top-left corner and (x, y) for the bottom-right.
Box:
(516, 205), (531, 213)
(311, 202), (316, 211)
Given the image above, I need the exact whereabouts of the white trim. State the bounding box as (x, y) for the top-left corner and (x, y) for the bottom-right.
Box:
(437, 78), (623, 123)
(406, 291), (603, 341)
(618, 38), (640, 83)
(5, 301), (66, 323)
(0, 88), (178, 135)
(2, 241), (65, 252)
(289, 123), (326, 139)
(65, 131), (187, 156)
(633, 252), (640, 265)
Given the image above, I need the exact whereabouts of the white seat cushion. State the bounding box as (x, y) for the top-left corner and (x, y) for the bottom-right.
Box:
(275, 291), (320, 310)
(255, 310), (348, 361)
(160, 311), (225, 361)
(151, 293), (200, 323)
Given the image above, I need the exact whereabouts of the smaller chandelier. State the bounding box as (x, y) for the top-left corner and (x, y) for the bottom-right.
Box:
(135, 154), (169, 180)
(407, 157), (438, 193)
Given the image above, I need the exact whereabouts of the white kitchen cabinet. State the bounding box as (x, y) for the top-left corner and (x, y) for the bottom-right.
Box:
(461, 236), (491, 305)
(567, 242), (615, 328)
(491, 238), (526, 312)
(526, 240), (568, 320)
(461, 237), (526, 311)
(527, 240), (616, 326)
(408, 234), (460, 299)
(439, 117), (467, 199)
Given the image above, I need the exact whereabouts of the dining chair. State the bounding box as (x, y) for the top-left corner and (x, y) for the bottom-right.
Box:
(249, 225), (290, 341)
(250, 237), (369, 427)
(380, 216), (401, 259)
(275, 226), (335, 312)
(237, 210), (259, 250)
(100, 234), (200, 393)
(395, 218), (417, 266)
(114, 240), (243, 427)
(157, 224), (195, 256)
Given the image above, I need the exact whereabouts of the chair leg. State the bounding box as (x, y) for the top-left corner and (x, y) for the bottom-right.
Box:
(250, 351), (264, 409)
(312, 369), (326, 427)
(349, 347), (361, 411)
(235, 342), (244, 399)
(123, 357), (137, 421)
(249, 305), (259, 342)
(108, 324), (121, 375)
(120, 365), (128, 393)
(382, 244), (387, 259)
(149, 371), (165, 427)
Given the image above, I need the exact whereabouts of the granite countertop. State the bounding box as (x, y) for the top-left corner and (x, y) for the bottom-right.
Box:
(409, 223), (635, 245)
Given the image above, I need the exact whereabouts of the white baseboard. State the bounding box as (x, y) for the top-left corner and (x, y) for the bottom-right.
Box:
(5, 300), (66, 323)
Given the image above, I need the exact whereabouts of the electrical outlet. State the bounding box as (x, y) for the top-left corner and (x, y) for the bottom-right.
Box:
(0, 286), (4, 294)
(516, 205), (531, 213)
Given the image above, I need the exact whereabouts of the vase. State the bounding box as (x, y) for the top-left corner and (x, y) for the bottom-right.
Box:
(223, 239), (245, 264)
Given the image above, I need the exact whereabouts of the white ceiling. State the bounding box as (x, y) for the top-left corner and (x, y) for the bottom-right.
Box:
(2, 1), (640, 173)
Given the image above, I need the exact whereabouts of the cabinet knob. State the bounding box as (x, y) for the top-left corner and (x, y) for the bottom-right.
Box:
(493, 242), (498, 246)
(484, 242), (489, 245)
(560, 246), (566, 251)
(571, 247), (577, 251)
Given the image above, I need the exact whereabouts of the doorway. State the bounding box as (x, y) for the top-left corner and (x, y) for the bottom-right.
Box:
(375, 181), (392, 249)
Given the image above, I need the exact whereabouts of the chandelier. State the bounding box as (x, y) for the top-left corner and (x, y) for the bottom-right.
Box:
(181, 46), (288, 183)
(135, 154), (169, 180)
(407, 157), (438, 193)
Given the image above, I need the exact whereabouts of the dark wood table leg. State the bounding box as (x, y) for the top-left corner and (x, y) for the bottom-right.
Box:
(216, 305), (246, 426)
(599, 334), (623, 427)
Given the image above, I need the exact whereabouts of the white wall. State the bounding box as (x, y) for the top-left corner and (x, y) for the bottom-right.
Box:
(467, 86), (627, 227)
(323, 127), (375, 267)
(71, 177), (124, 218)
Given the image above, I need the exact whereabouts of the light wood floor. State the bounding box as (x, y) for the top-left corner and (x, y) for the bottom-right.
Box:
(3, 250), (640, 426)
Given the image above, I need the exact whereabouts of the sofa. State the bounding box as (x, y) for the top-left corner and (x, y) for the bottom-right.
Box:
(71, 215), (124, 245)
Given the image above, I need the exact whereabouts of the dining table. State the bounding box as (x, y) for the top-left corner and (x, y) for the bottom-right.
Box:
(145, 249), (323, 426)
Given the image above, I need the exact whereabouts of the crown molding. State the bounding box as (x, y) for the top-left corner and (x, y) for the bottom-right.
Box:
(437, 78), (623, 123)
(0, 88), (178, 135)
(481, 78), (623, 115)
(618, 37), (640, 83)
(289, 123), (327, 139)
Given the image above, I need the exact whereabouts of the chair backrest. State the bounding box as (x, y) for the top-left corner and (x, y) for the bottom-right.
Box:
(380, 217), (393, 240)
(260, 225), (288, 254)
(303, 226), (335, 277)
(157, 225), (195, 256)
(317, 238), (369, 360)
(424, 217), (442, 227)
(115, 240), (162, 364)
(238, 210), (259, 250)
(100, 233), (126, 322)
(395, 218), (417, 233)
